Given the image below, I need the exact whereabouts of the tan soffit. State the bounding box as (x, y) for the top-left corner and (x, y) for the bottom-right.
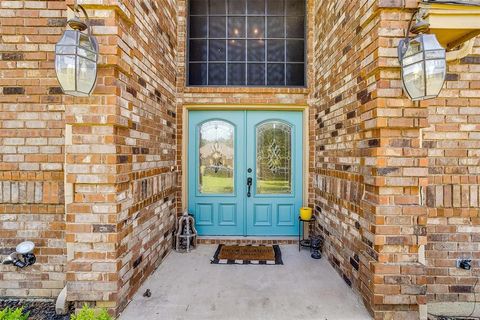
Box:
(420, 2), (480, 51)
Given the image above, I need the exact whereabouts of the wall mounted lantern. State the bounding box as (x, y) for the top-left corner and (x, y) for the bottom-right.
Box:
(398, 10), (446, 101)
(55, 4), (98, 97)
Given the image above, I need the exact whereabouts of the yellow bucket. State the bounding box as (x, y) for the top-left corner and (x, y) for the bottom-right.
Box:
(299, 207), (313, 220)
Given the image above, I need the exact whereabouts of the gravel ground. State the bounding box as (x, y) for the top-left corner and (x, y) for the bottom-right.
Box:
(0, 299), (72, 320)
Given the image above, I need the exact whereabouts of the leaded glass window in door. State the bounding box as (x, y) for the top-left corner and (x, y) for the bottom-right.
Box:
(198, 120), (235, 194)
(256, 121), (292, 194)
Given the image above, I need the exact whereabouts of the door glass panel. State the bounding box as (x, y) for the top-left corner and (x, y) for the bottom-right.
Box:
(256, 121), (292, 194)
(199, 120), (234, 194)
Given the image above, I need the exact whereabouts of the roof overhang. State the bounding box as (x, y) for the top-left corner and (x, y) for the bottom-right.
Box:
(419, 1), (480, 52)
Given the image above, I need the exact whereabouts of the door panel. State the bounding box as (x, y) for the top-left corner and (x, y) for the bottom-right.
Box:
(218, 203), (237, 225)
(246, 111), (302, 235)
(196, 203), (214, 226)
(188, 111), (245, 235)
(253, 204), (272, 226)
(188, 110), (302, 236)
(277, 204), (295, 226)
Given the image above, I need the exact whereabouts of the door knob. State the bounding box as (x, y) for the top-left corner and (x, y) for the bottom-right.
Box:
(246, 177), (253, 197)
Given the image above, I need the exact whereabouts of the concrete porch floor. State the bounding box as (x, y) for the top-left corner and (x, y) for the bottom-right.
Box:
(118, 245), (372, 320)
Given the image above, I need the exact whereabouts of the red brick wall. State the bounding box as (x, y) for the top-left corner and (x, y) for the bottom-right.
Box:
(311, 1), (428, 319)
(63, 2), (132, 310)
(0, 0), (177, 314)
(0, 0), (67, 299)
(62, 0), (178, 313)
(115, 0), (178, 311)
(311, 0), (369, 303)
(424, 38), (480, 305)
(2, 0), (479, 318)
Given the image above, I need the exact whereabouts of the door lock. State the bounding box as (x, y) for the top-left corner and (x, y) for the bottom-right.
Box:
(246, 177), (253, 197)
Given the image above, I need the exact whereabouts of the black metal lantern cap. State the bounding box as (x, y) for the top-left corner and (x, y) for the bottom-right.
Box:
(54, 5), (98, 97)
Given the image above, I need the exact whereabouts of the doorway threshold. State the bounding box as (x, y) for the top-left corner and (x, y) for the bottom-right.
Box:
(197, 236), (298, 245)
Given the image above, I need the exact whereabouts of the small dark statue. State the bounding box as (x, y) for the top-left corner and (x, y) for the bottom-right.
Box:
(310, 235), (323, 259)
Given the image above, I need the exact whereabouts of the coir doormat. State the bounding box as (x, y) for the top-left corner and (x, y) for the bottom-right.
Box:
(211, 244), (283, 265)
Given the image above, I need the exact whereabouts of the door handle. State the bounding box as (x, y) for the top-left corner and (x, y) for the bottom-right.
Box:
(246, 177), (253, 197)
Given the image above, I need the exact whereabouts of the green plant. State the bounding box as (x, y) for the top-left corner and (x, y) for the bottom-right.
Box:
(70, 305), (112, 320)
(0, 307), (30, 320)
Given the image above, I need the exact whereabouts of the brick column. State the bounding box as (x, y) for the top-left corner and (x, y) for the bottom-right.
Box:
(311, 0), (427, 318)
(63, 2), (132, 312)
(65, 90), (126, 307)
(362, 3), (428, 319)
(64, 0), (178, 314)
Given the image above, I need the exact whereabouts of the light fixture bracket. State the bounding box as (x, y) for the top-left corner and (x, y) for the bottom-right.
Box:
(68, 4), (90, 31)
(410, 9), (430, 34)
(67, 16), (88, 31)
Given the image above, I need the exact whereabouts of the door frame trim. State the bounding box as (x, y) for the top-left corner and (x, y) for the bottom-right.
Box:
(182, 104), (309, 222)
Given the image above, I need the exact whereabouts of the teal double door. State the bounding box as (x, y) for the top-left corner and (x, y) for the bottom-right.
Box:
(188, 110), (303, 236)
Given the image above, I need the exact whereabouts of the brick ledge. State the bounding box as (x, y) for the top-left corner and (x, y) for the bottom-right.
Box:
(197, 236), (299, 245)
(183, 87), (309, 94)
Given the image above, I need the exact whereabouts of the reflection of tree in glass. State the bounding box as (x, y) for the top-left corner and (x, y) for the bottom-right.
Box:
(210, 142), (224, 173)
(199, 121), (234, 194)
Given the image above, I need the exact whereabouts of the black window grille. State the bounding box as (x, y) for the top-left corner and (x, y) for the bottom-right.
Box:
(188, 0), (306, 87)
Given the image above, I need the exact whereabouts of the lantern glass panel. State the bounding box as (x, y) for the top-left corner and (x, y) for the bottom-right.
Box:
(425, 50), (444, 59)
(78, 47), (96, 60)
(403, 62), (425, 99)
(55, 55), (76, 91)
(425, 59), (446, 96)
(405, 40), (421, 56)
(56, 31), (77, 55)
(79, 34), (92, 49)
(60, 30), (77, 45)
(77, 57), (96, 94)
(422, 34), (441, 51)
(57, 46), (76, 55)
(403, 52), (422, 66)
